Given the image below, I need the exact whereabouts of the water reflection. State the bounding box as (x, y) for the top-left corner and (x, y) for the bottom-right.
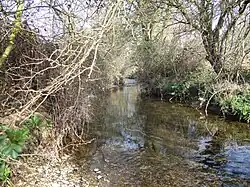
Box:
(87, 81), (250, 186)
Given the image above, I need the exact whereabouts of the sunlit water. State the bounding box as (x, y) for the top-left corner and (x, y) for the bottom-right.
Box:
(77, 79), (250, 186)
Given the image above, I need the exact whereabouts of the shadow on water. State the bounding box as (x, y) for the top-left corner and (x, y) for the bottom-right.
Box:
(76, 79), (250, 186)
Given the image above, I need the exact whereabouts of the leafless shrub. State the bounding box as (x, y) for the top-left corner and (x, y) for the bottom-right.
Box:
(0, 1), (121, 151)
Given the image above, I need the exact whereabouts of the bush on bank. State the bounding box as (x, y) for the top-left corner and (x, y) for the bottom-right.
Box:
(219, 90), (250, 122)
(135, 39), (250, 122)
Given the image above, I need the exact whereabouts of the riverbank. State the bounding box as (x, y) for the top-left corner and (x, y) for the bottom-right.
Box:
(139, 80), (250, 124)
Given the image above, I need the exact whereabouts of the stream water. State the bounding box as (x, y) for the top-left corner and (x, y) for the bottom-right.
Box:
(76, 80), (250, 187)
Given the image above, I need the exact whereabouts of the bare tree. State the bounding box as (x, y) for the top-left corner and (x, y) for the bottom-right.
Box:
(167, 0), (250, 74)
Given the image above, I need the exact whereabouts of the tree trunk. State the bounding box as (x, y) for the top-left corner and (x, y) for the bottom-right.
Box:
(201, 32), (223, 74)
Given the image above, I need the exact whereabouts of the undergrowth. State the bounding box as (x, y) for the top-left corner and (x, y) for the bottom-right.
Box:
(155, 69), (214, 102)
(219, 91), (250, 122)
(0, 114), (49, 184)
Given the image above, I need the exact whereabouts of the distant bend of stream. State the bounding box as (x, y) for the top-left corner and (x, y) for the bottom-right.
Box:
(76, 79), (250, 187)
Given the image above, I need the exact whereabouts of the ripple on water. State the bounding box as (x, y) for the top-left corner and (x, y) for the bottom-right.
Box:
(89, 84), (250, 186)
(223, 146), (250, 179)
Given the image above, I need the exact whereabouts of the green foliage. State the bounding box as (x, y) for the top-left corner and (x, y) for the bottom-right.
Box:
(0, 124), (29, 183)
(0, 161), (11, 182)
(219, 92), (250, 122)
(0, 114), (47, 183)
(22, 114), (42, 129)
(157, 79), (187, 99)
(22, 114), (52, 130)
(157, 75), (210, 101)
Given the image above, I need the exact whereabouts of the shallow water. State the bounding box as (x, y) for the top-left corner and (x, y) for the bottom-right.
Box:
(77, 80), (250, 186)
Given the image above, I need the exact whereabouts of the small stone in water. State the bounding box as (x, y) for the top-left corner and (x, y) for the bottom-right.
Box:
(97, 175), (103, 180)
(203, 165), (209, 169)
(62, 180), (70, 185)
(51, 183), (60, 187)
(37, 168), (43, 173)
